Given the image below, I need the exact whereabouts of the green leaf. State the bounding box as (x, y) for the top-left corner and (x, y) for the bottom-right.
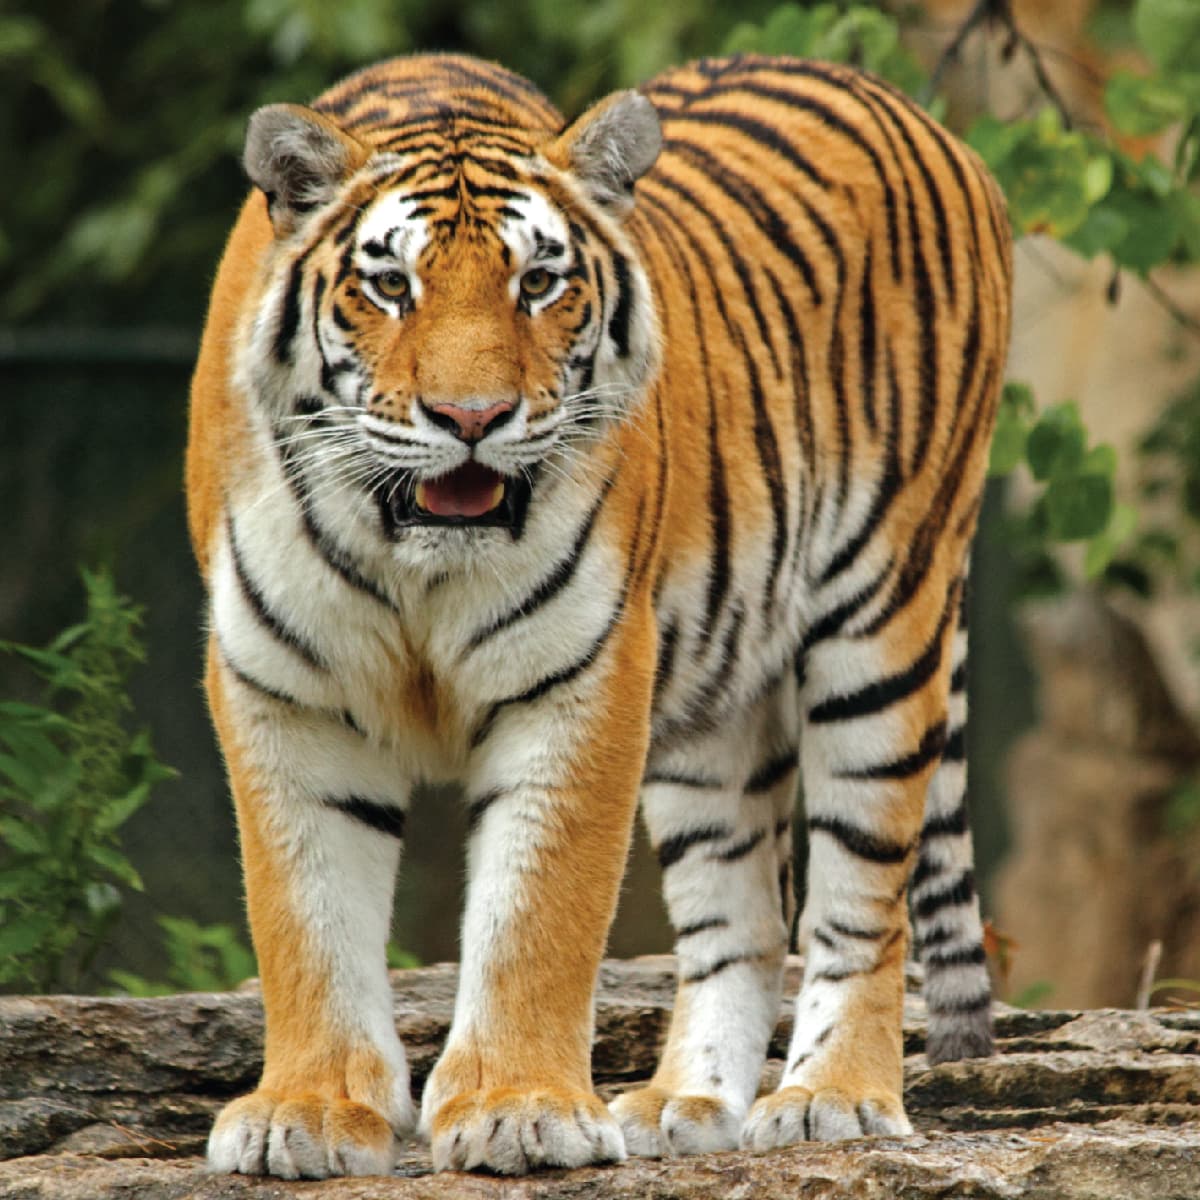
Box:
(93, 781), (152, 835)
(1026, 404), (1087, 481)
(0, 815), (50, 857)
(989, 414), (1027, 476)
(107, 969), (173, 998)
(0, 866), (50, 901)
(1062, 203), (1130, 258)
(1084, 443), (1119, 476)
(0, 911), (55, 958)
(1045, 473), (1115, 540)
(1001, 380), (1038, 420)
(1134, 0), (1200, 73)
(965, 114), (1025, 170)
(1106, 69), (1191, 135)
(1085, 502), (1138, 578)
(84, 843), (144, 891)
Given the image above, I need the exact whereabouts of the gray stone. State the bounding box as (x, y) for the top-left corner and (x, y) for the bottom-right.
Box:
(1, 958), (1198, 1197)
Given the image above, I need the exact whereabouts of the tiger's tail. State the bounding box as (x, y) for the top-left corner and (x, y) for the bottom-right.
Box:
(910, 583), (994, 1064)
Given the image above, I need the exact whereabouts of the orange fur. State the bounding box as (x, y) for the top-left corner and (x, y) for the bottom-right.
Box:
(189, 52), (1011, 1175)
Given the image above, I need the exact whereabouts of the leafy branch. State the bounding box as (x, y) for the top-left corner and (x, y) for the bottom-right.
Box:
(0, 570), (175, 992)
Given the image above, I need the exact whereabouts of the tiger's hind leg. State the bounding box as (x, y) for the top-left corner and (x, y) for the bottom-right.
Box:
(912, 589), (994, 1063)
(743, 580), (962, 1150)
(610, 684), (797, 1157)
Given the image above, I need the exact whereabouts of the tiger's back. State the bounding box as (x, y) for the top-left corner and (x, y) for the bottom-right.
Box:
(189, 52), (1011, 1177)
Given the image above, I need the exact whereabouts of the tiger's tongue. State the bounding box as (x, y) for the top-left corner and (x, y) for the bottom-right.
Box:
(417, 462), (505, 518)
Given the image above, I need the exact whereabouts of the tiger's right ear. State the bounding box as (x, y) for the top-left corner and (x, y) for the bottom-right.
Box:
(243, 104), (369, 234)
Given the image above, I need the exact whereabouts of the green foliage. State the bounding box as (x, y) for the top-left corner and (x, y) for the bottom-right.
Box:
(0, 570), (175, 992)
(722, 2), (931, 100)
(964, 0), (1200, 276)
(988, 384), (1136, 596)
(1009, 980), (1056, 1009)
(387, 942), (422, 970)
(109, 917), (257, 996)
(0, 0), (778, 324)
(106, 928), (419, 994)
(1165, 777), (1200, 834)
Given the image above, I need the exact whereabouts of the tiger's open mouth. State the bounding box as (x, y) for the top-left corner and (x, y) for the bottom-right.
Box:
(378, 462), (532, 537)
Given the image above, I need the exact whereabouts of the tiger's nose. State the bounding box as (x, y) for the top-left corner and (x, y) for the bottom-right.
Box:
(422, 399), (515, 442)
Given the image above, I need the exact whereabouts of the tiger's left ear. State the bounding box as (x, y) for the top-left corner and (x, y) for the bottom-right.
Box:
(546, 90), (661, 217)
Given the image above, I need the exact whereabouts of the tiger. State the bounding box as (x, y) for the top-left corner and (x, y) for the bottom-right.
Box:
(187, 51), (1012, 1178)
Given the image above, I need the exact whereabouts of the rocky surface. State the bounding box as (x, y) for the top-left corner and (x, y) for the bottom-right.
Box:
(2, 956), (1198, 1198)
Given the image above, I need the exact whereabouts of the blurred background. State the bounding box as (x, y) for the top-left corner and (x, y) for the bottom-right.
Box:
(2, 0), (1198, 1008)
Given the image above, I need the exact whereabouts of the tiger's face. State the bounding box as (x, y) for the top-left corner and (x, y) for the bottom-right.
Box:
(238, 96), (661, 554)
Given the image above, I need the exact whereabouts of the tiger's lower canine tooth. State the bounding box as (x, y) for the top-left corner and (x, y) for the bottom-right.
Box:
(416, 482), (430, 511)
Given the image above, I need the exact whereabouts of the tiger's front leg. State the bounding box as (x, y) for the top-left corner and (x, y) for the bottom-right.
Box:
(420, 611), (656, 1174)
(204, 647), (416, 1179)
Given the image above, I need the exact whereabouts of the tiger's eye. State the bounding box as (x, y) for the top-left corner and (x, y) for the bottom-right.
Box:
(374, 270), (410, 300)
(520, 267), (555, 300)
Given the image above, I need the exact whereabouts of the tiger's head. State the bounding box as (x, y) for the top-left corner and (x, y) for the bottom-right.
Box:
(235, 68), (661, 555)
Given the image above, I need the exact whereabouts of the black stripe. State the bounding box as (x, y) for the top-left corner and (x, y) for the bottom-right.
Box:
(275, 439), (401, 614)
(826, 919), (887, 940)
(221, 649), (303, 709)
(716, 828), (766, 862)
(811, 965), (867, 984)
(642, 168), (788, 365)
(466, 788), (504, 832)
(913, 870), (976, 920)
(807, 815), (912, 864)
(468, 505), (643, 749)
(739, 335), (789, 617)
(926, 990), (991, 1016)
(924, 944), (986, 969)
(798, 560), (891, 658)
(274, 241), (319, 365)
(682, 951), (757, 985)
(941, 725), (966, 763)
(608, 251), (634, 358)
(808, 600), (952, 725)
(653, 617), (679, 703)
(664, 135), (819, 314)
(702, 376), (732, 644)
(695, 603), (745, 705)
(325, 796), (406, 840)
(817, 442), (900, 588)
(856, 76), (956, 308)
(643, 769), (723, 789)
(913, 924), (955, 952)
(745, 751), (799, 795)
(922, 799), (969, 839)
(859, 243), (878, 432)
(949, 661), (967, 693)
(837, 720), (947, 781)
(462, 481), (611, 652)
(676, 916), (729, 938)
(658, 107), (829, 191)
(657, 823), (733, 869)
(227, 516), (327, 670)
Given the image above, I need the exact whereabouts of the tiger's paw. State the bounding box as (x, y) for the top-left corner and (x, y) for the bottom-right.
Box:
(429, 1087), (625, 1174)
(206, 1091), (398, 1179)
(740, 1086), (911, 1151)
(609, 1086), (741, 1157)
